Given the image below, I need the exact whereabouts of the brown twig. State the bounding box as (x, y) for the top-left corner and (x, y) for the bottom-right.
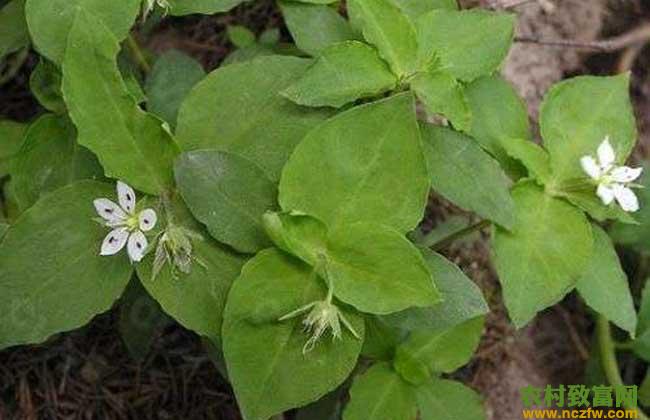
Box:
(516, 22), (650, 52)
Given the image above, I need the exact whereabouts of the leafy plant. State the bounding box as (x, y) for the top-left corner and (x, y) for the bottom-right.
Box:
(0, 0), (647, 419)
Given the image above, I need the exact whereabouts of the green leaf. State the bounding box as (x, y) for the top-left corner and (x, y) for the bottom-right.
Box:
(500, 137), (551, 184)
(492, 182), (593, 327)
(0, 181), (133, 349)
(640, 370), (650, 407)
(416, 379), (485, 420)
(634, 281), (650, 362)
(561, 189), (638, 225)
(145, 50), (205, 129)
(411, 71), (470, 132)
(383, 250), (488, 332)
(176, 55), (331, 181)
(227, 25), (256, 48)
(280, 1), (358, 56)
(174, 150), (277, 253)
(11, 114), (103, 211)
(348, 0), (418, 77)
(465, 76), (531, 168)
(25, 0), (140, 64)
(62, 9), (179, 195)
(263, 211), (328, 266)
(282, 41), (397, 108)
(422, 125), (515, 229)
(576, 225), (636, 336)
(118, 277), (171, 361)
(540, 75), (636, 186)
(361, 315), (405, 361)
(416, 10), (515, 82)
(0, 0), (29, 59)
(327, 222), (440, 315)
(0, 119), (27, 177)
(168, 0), (246, 16)
(343, 363), (417, 420)
(223, 249), (364, 420)
(136, 197), (246, 343)
(30, 58), (66, 114)
(394, 317), (484, 380)
(279, 93), (429, 233)
(392, 0), (458, 21)
(295, 390), (343, 420)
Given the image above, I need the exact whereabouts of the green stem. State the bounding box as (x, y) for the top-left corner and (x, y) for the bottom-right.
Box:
(431, 219), (491, 251)
(0, 47), (29, 86)
(126, 34), (151, 73)
(597, 315), (649, 420)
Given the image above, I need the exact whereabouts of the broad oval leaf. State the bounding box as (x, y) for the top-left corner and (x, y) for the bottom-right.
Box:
(576, 225), (636, 336)
(327, 222), (440, 315)
(347, 0), (418, 77)
(493, 182), (593, 327)
(383, 250), (488, 332)
(176, 55), (331, 181)
(0, 119), (27, 177)
(343, 362), (417, 420)
(263, 211), (328, 267)
(279, 93), (429, 233)
(223, 248), (364, 420)
(500, 137), (551, 185)
(540, 74), (637, 186)
(12, 114), (103, 211)
(280, 1), (358, 56)
(62, 9), (179, 195)
(416, 379), (486, 420)
(416, 10), (515, 82)
(25, 0), (140, 64)
(168, 0), (246, 16)
(282, 41), (397, 108)
(392, 0), (458, 22)
(0, 181), (133, 349)
(422, 125), (515, 230)
(175, 150), (277, 253)
(145, 50), (206, 129)
(136, 198), (246, 343)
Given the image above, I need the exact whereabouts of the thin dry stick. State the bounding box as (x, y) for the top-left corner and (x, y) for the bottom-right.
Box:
(516, 22), (650, 52)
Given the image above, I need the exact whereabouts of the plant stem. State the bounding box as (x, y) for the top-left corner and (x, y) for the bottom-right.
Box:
(431, 219), (491, 251)
(126, 34), (151, 73)
(597, 315), (649, 420)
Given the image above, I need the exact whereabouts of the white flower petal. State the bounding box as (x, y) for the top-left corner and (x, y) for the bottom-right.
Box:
(94, 198), (127, 223)
(117, 181), (137, 214)
(613, 184), (640, 212)
(127, 230), (148, 262)
(596, 184), (615, 205)
(597, 137), (616, 168)
(610, 166), (643, 183)
(580, 156), (601, 179)
(138, 208), (158, 232)
(100, 227), (129, 256)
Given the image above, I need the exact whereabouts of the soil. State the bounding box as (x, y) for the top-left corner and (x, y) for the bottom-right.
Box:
(1, 1), (650, 419)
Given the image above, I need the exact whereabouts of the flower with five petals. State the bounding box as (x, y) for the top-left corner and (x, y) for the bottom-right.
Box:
(94, 181), (157, 262)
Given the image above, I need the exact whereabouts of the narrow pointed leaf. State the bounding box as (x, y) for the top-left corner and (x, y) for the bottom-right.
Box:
(62, 10), (179, 194)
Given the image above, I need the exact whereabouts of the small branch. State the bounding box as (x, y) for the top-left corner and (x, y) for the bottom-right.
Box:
(431, 219), (491, 251)
(597, 315), (650, 420)
(516, 22), (650, 52)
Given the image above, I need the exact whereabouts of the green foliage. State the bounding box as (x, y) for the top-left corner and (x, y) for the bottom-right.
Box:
(30, 59), (66, 114)
(0, 181), (133, 349)
(167, 0), (246, 15)
(0, 119), (27, 177)
(62, 9), (178, 194)
(175, 150), (277, 253)
(0, 0), (29, 59)
(493, 182), (593, 327)
(411, 71), (470, 131)
(176, 55), (331, 181)
(279, 93), (429, 233)
(416, 379), (485, 420)
(145, 50), (206, 128)
(11, 114), (103, 211)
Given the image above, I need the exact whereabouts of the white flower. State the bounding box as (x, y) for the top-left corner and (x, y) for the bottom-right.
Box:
(94, 181), (158, 262)
(580, 137), (643, 212)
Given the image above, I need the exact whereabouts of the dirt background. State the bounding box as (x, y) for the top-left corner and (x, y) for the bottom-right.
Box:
(1, 0), (650, 419)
